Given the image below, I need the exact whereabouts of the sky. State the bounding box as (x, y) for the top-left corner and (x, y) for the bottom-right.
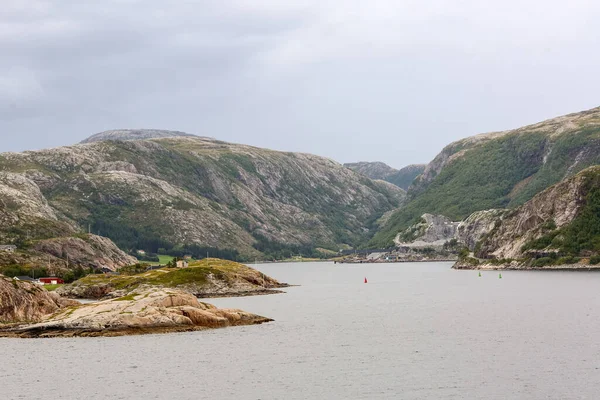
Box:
(2, 0), (600, 168)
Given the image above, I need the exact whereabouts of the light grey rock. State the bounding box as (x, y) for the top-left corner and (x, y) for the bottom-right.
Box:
(395, 213), (459, 249)
(457, 209), (507, 251)
(81, 129), (204, 143)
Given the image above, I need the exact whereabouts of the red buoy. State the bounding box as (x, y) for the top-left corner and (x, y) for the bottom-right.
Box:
(364, 277), (368, 284)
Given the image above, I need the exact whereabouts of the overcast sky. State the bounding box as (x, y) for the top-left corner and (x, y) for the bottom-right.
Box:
(2, 1), (600, 168)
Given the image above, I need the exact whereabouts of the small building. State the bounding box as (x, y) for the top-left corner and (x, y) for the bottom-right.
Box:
(14, 276), (36, 282)
(176, 260), (189, 268)
(0, 245), (17, 253)
(39, 277), (65, 285)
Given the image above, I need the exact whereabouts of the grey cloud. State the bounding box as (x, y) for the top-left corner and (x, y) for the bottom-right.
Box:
(2, 0), (600, 167)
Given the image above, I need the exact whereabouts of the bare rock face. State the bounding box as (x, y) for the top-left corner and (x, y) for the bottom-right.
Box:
(80, 129), (201, 143)
(476, 170), (590, 260)
(0, 173), (59, 223)
(33, 235), (137, 271)
(395, 213), (459, 249)
(4, 289), (272, 337)
(457, 209), (507, 251)
(0, 276), (77, 323)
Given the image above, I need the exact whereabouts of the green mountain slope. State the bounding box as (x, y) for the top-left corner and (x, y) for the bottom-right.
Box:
(387, 164), (427, 190)
(0, 136), (405, 260)
(372, 106), (600, 247)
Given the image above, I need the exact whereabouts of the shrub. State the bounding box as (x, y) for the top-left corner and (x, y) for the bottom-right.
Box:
(557, 256), (579, 265)
(531, 257), (555, 268)
(589, 255), (600, 265)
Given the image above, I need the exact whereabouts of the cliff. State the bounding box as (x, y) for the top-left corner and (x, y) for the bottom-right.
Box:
(0, 275), (77, 324)
(454, 166), (600, 269)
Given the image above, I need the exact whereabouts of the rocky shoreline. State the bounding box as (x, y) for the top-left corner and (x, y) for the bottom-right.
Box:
(453, 261), (600, 271)
(0, 259), (286, 338)
(0, 288), (272, 338)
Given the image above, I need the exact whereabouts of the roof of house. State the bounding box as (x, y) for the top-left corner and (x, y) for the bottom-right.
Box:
(14, 276), (35, 281)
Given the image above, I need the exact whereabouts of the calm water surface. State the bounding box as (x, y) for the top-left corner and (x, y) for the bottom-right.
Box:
(2, 262), (600, 399)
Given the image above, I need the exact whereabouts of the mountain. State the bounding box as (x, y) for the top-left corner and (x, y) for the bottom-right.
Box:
(0, 136), (405, 261)
(371, 106), (600, 247)
(81, 129), (201, 143)
(387, 164), (427, 190)
(344, 162), (425, 190)
(344, 162), (398, 181)
(455, 166), (600, 269)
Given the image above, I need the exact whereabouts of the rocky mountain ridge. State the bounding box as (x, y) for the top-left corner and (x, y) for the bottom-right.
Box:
(0, 135), (405, 260)
(80, 129), (203, 143)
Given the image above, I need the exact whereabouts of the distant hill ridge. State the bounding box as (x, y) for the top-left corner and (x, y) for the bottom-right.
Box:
(344, 162), (426, 190)
(81, 129), (208, 144)
(0, 134), (405, 261)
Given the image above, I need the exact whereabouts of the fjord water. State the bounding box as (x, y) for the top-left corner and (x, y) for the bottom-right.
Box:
(3, 262), (600, 400)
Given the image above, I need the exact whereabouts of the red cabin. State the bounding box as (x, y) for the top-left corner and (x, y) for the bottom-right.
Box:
(39, 277), (64, 285)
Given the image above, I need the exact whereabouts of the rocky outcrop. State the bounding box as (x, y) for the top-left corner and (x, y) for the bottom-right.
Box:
(452, 166), (600, 269)
(80, 129), (201, 143)
(0, 276), (77, 323)
(395, 214), (459, 249)
(0, 172), (75, 242)
(0, 260), (281, 338)
(33, 235), (137, 272)
(0, 288), (272, 338)
(457, 209), (507, 251)
(56, 259), (287, 300)
(476, 170), (589, 260)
